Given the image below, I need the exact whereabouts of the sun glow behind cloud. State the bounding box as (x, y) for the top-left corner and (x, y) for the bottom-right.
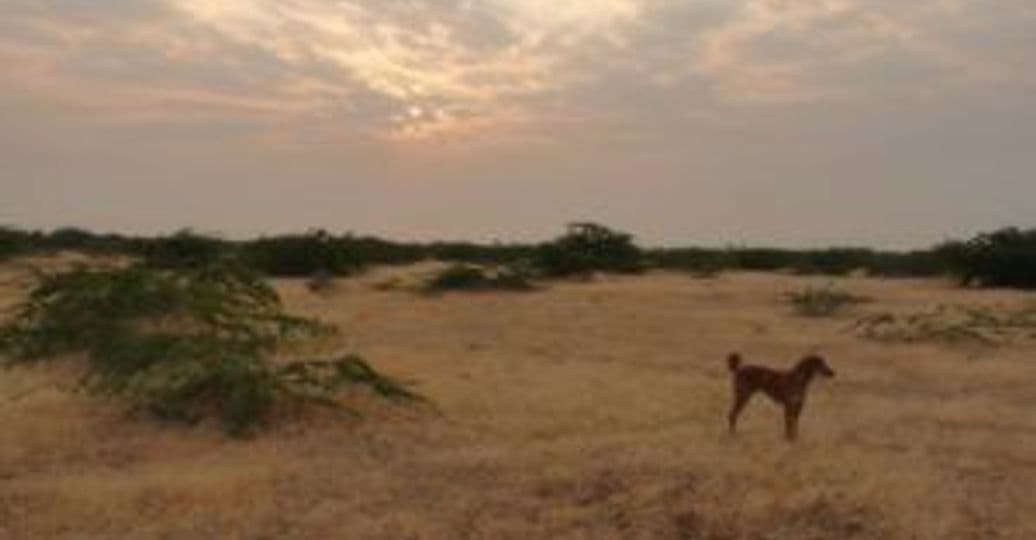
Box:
(159, 0), (644, 141)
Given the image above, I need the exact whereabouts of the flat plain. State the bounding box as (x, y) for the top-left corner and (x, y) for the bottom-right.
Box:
(2, 259), (1035, 539)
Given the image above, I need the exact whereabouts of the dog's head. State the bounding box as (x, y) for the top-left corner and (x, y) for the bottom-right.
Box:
(800, 354), (835, 378)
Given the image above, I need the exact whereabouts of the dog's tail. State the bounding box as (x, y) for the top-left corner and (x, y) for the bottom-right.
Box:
(727, 353), (742, 372)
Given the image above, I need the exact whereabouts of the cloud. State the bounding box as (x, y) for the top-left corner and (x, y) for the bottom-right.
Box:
(163, 0), (649, 140)
(690, 0), (1036, 104)
(0, 0), (1033, 142)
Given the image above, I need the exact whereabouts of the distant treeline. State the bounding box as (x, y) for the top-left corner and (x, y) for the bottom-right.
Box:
(2, 223), (1035, 289)
(650, 246), (946, 278)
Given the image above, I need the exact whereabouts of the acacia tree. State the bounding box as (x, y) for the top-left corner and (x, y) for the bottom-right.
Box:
(0, 261), (419, 436)
(939, 227), (1036, 289)
(535, 222), (644, 277)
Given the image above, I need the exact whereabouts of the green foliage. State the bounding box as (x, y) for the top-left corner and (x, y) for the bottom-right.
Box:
(43, 227), (130, 254)
(0, 226), (34, 261)
(0, 262), (417, 436)
(863, 250), (946, 277)
(139, 230), (228, 269)
(650, 246), (945, 278)
(535, 223), (644, 278)
(937, 227), (1036, 289)
(243, 230), (363, 277)
(785, 284), (871, 317)
(0, 225), (1023, 286)
(649, 248), (732, 278)
(423, 263), (535, 293)
(790, 248), (875, 275)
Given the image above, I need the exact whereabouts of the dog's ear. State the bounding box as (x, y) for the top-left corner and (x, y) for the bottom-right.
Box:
(727, 353), (742, 372)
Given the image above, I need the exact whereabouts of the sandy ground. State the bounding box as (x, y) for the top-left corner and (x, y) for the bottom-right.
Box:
(2, 260), (1035, 539)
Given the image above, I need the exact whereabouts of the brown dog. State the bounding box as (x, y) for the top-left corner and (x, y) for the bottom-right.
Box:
(726, 352), (835, 441)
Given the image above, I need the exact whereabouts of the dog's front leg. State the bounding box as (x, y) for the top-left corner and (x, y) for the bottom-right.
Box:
(784, 402), (802, 442)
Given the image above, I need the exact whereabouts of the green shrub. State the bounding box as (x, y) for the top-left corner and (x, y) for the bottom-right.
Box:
(242, 230), (362, 277)
(648, 246), (948, 278)
(535, 223), (644, 278)
(139, 230), (228, 269)
(0, 225), (967, 280)
(648, 248), (729, 277)
(785, 284), (871, 317)
(937, 227), (1036, 289)
(0, 227), (32, 261)
(423, 264), (535, 293)
(425, 264), (487, 291)
(0, 262), (418, 436)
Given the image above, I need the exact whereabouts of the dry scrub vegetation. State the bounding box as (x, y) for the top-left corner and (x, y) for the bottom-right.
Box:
(2, 257), (1036, 539)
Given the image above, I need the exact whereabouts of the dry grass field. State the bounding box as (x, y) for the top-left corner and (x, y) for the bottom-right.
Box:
(2, 258), (1035, 539)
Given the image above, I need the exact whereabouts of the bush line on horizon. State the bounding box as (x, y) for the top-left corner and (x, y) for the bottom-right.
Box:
(2, 224), (1035, 289)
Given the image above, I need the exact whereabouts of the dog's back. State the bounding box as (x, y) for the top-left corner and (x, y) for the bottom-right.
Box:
(727, 353), (785, 402)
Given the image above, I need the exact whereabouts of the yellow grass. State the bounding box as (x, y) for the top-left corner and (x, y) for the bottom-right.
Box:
(2, 260), (1035, 539)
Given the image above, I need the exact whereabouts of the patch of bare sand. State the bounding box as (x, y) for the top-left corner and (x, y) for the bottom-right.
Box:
(2, 267), (1035, 539)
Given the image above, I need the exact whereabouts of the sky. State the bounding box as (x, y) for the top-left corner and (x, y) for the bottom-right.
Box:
(1, 0), (1034, 249)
